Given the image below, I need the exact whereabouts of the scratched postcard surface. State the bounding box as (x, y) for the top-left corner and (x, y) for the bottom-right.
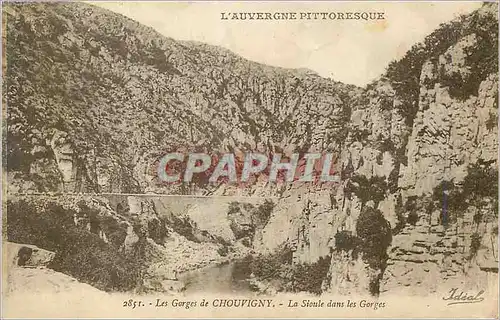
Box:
(1, 1), (499, 318)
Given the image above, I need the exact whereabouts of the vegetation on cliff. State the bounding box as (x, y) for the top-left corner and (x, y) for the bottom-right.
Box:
(248, 245), (331, 295)
(432, 162), (498, 227)
(385, 2), (498, 125)
(4, 2), (354, 194)
(7, 200), (144, 291)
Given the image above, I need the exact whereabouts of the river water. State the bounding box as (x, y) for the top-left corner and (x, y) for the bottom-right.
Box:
(178, 260), (255, 295)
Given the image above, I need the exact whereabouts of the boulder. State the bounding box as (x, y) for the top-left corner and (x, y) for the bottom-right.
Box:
(5, 242), (55, 268)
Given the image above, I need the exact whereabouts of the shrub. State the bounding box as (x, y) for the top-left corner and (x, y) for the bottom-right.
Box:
(386, 4), (497, 124)
(444, 12), (498, 101)
(378, 139), (396, 155)
(405, 196), (419, 225)
(229, 220), (254, 240)
(250, 244), (293, 279)
(485, 112), (498, 131)
(462, 161), (498, 200)
(227, 201), (241, 215)
(248, 245), (331, 295)
(341, 159), (355, 181)
(289, 255), (331, 295)
(469, 232), (482, 260)
(432, 163), (498, 226)
(7, 200), (143, 291)
(334, 230), (360, 252)
(350, 128), (371, 142)
(356, 206), (392, 270)
(254, 199), (274, 226)
(166, 215), (200, 243)
(347, 174), (388, 206)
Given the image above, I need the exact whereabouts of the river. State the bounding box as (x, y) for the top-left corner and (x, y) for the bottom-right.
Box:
(178, 259), (255, 295)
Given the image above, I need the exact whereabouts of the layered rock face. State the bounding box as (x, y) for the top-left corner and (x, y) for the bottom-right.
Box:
(4, 2), (353, 196)
(380, 35), (498, 295)
(321, 3), (498, 295)
(4, 2), (498, 296)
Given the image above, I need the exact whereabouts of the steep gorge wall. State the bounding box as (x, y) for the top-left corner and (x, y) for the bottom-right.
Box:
(5, 2), (354, 196)
(381, 35), (498, 294)
(287, 3), (499, 296)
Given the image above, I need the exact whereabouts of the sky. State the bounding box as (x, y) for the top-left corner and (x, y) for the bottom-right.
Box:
(92, 1), (482, 87)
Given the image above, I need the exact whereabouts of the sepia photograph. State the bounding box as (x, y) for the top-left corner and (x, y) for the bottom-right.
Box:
(1, 1), (498, 318)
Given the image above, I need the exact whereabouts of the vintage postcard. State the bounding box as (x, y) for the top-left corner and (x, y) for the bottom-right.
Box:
(1, 1), (498, 318)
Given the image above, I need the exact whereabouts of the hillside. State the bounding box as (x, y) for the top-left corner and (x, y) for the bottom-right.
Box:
(3, 1), (498, 298)
(4, 2), (354, 195)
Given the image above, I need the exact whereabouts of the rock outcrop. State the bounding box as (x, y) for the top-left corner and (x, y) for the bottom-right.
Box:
(320, 3), (498, 296)
(5, 242), (56, 268)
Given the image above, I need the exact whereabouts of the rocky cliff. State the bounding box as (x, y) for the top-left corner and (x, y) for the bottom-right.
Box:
(323, 3), (498, 295)
(4, 2), (498, 296)
(4, 2), (353, 196)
